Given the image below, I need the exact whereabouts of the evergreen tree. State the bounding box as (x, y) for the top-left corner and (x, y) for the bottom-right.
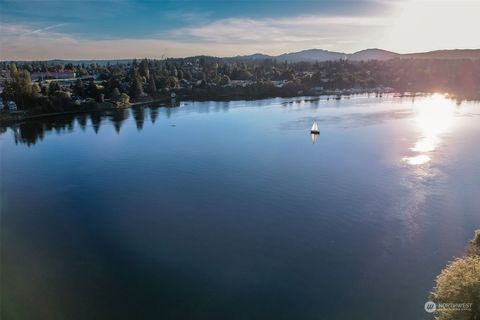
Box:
(86, 81), (100, 101)
(129, 72), (144, 98)
(111, 87), (121, 102)
(48, 81), (60, 96)
(73, 79), (85, 97)
(148, 74), (157, 96)
(139, 59), (150, 79)
(10, 63), (18, 76)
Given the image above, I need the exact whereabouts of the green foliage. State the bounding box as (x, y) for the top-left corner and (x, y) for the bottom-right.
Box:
(111, 87), (129, 107)
(432, 230), (480, 320)
(129, 70), (144, 98)
(48, 81), (60, 95)
(183, 70), (192, 81)
(5, 56), (480, 112)
(111, 87), (121, 102)
(118, 93), (130, 107)
(147, 74), (157, 95)
(32, 83), (41, 96)
(54, 90), (71, 99)
(220, 75), (231, 86)
(230, 68), (252, 80)
(86, 81), (101, 102)
(73, 79), (85, 97)
(1, 69), (34, 109)
(1, 80), (15, 102)
(139, 58), (150, 79)
(167, 76), (178, 89)
(467, 230), (480, 256)
(10, 63), (18, 76)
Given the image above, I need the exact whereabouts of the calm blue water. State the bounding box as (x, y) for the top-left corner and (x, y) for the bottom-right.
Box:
(1, 95), (479, 320)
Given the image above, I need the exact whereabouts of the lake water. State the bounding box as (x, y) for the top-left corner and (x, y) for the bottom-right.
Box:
(1, 94), (479, 320)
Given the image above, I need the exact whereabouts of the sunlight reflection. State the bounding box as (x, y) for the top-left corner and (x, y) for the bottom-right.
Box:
(403, 93), (456, 165)
(402, 154), (431, 165)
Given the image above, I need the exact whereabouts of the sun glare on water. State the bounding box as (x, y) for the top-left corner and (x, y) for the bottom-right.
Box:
(403, 93), (456, 165)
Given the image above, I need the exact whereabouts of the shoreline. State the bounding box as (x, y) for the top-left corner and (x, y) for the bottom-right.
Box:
(0, 91), (475, 126)
(0, 97), (170, 126)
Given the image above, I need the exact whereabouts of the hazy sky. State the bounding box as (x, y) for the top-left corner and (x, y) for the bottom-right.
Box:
(1, 0), (479, 60)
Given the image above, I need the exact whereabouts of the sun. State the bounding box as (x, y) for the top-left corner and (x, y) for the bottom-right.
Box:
(403, 93), (456, 165)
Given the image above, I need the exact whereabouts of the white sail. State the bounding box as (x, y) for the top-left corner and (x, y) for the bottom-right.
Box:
(311, 121), (319, 132)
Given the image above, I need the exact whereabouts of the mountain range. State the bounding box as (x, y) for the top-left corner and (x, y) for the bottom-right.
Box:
(12, 49), (480, 64)
(235, 48), (480, 62)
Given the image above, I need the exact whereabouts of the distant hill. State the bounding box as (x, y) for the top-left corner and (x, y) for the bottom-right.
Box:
(347, 49), (400, 61)
(234, 53), (272, 61)
(232, 49), (346, 62)
(233, 48), (480, 63)
(275, 49), (346, 62)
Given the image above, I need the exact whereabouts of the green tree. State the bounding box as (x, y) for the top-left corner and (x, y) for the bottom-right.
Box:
(220, 75), (231, 86)
(1, 80), (15, 102)
(147, 74), (157, 96)
(467, 230), (480, 256)
(167, 76), (178, 89)
(118, 93), (130, 106)
(183, 70), (192, 81)
(9, 63), (18, 77)
(139, 59), (150, 79)
(73, 79), (85, 97)
(10, 70), (34, 108)
(230, 68), (252, 80)
(32, 83), (41, 96)
(130, 76), (144, 98)
(48, 81), (60, 96)
(86, 81), (100, 101)
(111, 87), (121, 102)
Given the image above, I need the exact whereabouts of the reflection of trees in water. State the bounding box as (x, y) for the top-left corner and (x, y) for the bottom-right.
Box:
(12, 114), (76, 146)
(90, 112), (102, 134)
(4, 102), (183, 145)
(0, 127), (6, 135)
(131, 107), (145, 131)
(109, 109), (129, 134)
(13, 122), (45, 146)
(77, 114), (88, 131)
(150, 105), (159, 124)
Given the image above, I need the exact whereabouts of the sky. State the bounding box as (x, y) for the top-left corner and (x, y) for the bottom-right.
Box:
(1, 0), (479, 60)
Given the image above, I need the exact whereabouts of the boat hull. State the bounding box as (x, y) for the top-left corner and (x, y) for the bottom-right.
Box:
(310, 130), (320, 134)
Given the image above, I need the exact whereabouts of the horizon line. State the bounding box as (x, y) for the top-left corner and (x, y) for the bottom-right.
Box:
(2, 47), (480, 62)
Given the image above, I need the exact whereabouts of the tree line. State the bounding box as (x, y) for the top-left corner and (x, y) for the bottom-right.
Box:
(2, 57), (480, 113)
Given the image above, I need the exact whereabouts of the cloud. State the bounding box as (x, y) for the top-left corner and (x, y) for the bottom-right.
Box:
(0, 22), (280, 60)
(1, 2), (479, 60)
(0, 14), (389, 60)
(21, 23), (67, 36)
(167, 15), (387, 44)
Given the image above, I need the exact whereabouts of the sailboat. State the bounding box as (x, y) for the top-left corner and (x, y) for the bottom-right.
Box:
(310, 120), (319, 134)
